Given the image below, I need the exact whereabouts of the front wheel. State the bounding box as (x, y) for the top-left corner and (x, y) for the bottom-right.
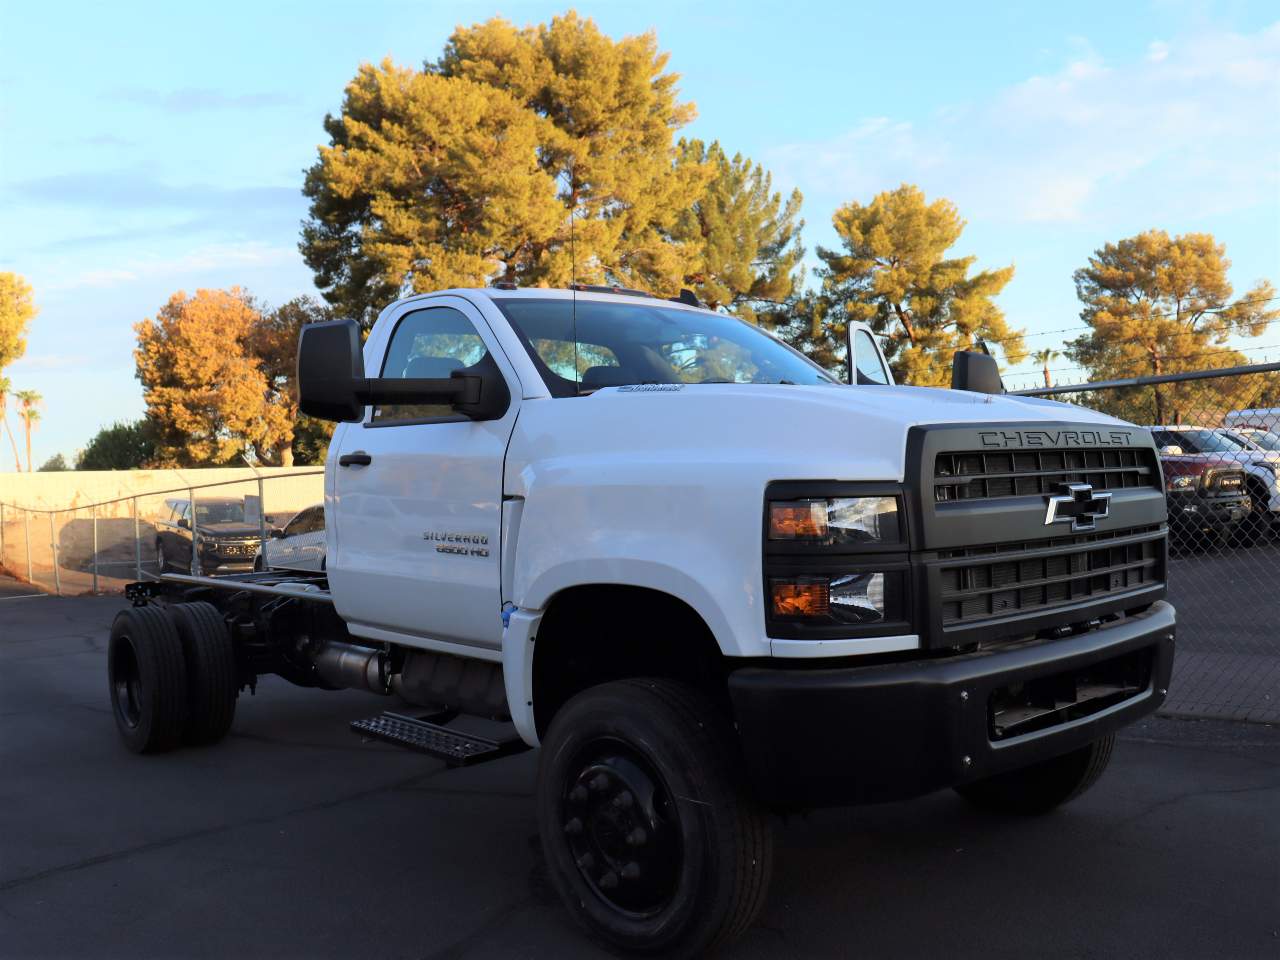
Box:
(536, 679), (772, 958)
(955, 735), (1116, 815)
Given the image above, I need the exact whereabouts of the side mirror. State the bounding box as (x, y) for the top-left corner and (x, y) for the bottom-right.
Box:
(298, 319), (367, 422)
(270, 528), (285, 539)
(1159, 445), (1184, 457)
(951, 350), (1004, 395)
(297, 318), (502, 422)
(177, 517), (190, 530)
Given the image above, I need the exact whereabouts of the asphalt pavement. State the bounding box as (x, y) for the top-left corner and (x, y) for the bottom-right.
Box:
(1, 582), (1278, 959)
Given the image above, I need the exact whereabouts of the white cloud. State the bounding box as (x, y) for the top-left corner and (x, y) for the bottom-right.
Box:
(768, 22), (1280, 226)
(48, 242), (297, 292)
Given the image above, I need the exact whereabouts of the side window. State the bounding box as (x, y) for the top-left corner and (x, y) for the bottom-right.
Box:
(372, 306), (492, 424)
(301, 508), (324, 535)
(853, 330), (890, 385)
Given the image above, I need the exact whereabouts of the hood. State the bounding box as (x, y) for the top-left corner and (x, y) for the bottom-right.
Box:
(508, 382), (1141, 489)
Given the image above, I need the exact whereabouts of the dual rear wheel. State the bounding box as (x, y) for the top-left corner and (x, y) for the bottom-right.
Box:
(107, 601), (238, 753)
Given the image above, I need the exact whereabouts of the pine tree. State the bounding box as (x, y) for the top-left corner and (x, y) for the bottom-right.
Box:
(1066, 230), (1278, 424)
(669, 139), (804, 320)
(302, 13), (706, 326)
(815, 184), (1023, 386)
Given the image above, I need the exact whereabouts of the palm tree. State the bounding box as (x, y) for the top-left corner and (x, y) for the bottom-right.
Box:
(0, 377), (21, 471)
(1033, 348), (1061, 389)
(13, 390), (41, 472)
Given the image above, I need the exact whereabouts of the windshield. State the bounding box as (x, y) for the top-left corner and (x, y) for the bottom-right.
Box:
(195, 501), (247, 524)
(1156, 429), (1247, 454)
(1229, 429), (1280, 452)
(493, 297), (838, 396)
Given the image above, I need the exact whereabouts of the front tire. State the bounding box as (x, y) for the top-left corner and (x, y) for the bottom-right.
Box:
(108, 606), (188, 753)
(955, 734), (1116, 815)
(536, 679), (772, 958)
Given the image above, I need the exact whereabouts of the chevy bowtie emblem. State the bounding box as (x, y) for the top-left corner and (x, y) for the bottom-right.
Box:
(1044, 482), (1111, 532)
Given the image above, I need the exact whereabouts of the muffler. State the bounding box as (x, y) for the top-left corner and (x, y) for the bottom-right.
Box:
(311, 640), (390, 694)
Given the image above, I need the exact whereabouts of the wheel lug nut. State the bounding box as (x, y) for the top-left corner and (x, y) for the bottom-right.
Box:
(577, 853), (595, 871)
(598, 870), (619, 890)
(621, 861), (641, 881)
(569, 785), (588, 804)
(589, 774), (610, 793)
(612, 791), (634, 809)
(626, 826), (647, 846)
(564, 817), (583, 836)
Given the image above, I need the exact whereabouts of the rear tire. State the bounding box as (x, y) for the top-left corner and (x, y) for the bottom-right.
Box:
(536, 679), (772, 958)
(170, 601), (238, 745)
(955, 735), (1115, 815)
(108, 605), (188, 753)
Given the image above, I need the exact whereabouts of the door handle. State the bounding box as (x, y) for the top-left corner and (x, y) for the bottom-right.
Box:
(338, 451), (372, 467)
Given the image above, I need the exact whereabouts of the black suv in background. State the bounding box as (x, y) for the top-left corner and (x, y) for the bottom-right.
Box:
(154, 497), (266, 573)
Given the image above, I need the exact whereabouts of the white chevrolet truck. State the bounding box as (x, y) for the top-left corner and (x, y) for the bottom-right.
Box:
(109, 286), (1174, 957)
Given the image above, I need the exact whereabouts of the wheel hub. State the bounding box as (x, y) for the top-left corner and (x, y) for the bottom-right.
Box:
(111, 637), (143, 730)
(562, 744), (681, 916)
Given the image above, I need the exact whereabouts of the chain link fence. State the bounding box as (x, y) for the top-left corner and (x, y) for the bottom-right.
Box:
(4, 367), (1276, 725)
(1015, 361), (1280, 724)
(0, 471), (324, 596)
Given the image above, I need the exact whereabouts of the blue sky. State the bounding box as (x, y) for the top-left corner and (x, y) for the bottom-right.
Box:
(1, 0), (1277, 465)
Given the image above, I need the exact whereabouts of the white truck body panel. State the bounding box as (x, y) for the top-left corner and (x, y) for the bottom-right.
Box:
(317, 288), (1133, 744)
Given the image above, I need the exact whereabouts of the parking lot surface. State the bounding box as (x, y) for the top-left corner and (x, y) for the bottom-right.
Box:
(2, 582), (1278, 959)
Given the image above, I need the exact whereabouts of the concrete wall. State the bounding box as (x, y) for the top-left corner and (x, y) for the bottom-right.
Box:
(0, 467), (322, 512)
(0, 467), (326, 595)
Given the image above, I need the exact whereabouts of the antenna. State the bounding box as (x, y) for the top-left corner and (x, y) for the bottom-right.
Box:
(567, 158), (579, 392)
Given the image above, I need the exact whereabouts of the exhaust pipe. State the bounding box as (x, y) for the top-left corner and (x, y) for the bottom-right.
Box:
(311, 640), (390, 694)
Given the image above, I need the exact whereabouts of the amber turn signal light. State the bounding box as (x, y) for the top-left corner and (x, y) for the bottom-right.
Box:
(769, 501), (828, 540)
(770, 578), (831, 618)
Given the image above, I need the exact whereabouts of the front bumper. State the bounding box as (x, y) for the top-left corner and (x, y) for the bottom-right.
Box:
(1167, 490), (1249, 529)
(728, 601), (1175, 809)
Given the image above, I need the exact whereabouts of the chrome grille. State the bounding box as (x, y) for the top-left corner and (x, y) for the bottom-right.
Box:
(934, 448), (1158, 502)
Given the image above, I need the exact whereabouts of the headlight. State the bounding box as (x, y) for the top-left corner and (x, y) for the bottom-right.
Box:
(768, 496), (900, 545)
(770, 571), (899, 625)
(1166, 474), (1196, 490)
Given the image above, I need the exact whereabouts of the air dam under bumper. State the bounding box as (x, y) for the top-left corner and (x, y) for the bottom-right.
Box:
(728, 601), (1175, 809)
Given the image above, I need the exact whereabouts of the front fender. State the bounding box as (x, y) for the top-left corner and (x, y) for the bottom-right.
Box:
(520, 556), (749, 655)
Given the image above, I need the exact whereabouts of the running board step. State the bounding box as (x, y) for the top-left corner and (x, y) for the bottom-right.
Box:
(350, 711), (527, 766)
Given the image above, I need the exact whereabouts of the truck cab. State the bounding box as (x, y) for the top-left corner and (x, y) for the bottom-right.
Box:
(110, 286), (1174, 958)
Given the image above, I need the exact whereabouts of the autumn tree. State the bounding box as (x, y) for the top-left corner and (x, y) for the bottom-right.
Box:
(245, 296), (335, 466)
(0, 272), (36, 372)
(76, 419), (157, 470)
(135, 289), (295, 466)
(814, 184), (1024, 386)
(669, 139), (804, 319)
(1066, 230), (1278, 424)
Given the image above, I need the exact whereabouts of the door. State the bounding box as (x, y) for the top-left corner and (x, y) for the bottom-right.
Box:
(329, 297), (521, 653)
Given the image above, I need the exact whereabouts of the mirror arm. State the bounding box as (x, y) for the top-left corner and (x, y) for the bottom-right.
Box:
(355, 375), (482, 407)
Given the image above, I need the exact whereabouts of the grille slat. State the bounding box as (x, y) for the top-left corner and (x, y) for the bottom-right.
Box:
(940, 528), (1163, 626)
(934, 447), (1157, 503)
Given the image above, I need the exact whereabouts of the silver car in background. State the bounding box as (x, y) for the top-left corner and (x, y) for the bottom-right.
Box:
(255, 504), (326, 573)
